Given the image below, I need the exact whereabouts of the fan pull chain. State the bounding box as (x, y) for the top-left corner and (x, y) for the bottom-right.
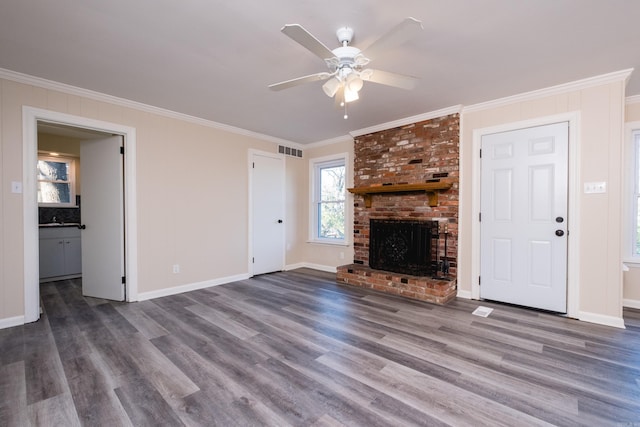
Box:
(342, 89), (348, 119)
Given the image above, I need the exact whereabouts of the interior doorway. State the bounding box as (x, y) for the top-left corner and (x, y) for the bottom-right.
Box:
(23, 107), (138, 323)
(249, 150), (285, 275)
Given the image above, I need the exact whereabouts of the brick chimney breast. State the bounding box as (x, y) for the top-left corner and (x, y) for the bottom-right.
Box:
(338, 113), (460, 305)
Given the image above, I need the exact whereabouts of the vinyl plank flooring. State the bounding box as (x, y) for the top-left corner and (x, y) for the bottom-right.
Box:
(114, 300), (171, 339)
(150, 334), (294, 426)
(61, 352), (133, 426)
(0, 325), (24, 366)
(2, 271), (640, 425)
(114, 377), (184, 427)
(27, 393), (81, 427)
(377, 334), (580, 416)
(118, 332), (200, 402)
(0, 361), (28, 427)
(185, 303), (260, 340)
(23, 316), (68, 406)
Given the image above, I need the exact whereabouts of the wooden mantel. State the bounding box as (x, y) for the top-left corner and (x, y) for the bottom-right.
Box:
(348, 179), (454, 208)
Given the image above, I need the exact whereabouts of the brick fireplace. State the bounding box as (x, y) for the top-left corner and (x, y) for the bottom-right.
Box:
(337, 113), (459, 304)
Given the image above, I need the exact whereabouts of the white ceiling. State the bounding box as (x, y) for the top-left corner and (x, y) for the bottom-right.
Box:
(1, 0), (639, 145)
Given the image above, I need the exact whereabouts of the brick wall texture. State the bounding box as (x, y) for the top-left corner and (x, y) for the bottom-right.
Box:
(337, 113), (460, 305)
(352, 113), (460, 272)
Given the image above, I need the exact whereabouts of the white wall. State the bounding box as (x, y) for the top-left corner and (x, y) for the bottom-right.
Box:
(0, 76), (280, 325)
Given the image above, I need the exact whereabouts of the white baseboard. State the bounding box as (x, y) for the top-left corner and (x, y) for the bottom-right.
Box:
(578, 311), (626, 329)
(456, 289), (473, 299)
(284, 262), (337, 273)
(137, 273), (251, 301)
(623, 298), (640, 309)
(0, 315), (25, 330)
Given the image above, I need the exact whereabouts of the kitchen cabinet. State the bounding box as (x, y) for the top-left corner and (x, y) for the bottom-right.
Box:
(39, 226), (82, 280)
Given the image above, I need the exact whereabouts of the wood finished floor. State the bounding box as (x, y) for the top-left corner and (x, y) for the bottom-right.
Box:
(1, 269), (639, 426)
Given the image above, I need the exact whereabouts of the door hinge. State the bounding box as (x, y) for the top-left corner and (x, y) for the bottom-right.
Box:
(479, 212), (481, 222)
(252, 257), (255, 263)
(478, 276), (481, 286)
(479, 148), (482, 158)
(120, 146), (124, 155)
(252, 162), (255, 169)
(121, 276), (126, 284)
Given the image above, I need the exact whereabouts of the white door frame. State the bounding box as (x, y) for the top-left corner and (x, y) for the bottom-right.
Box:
(247, 149), (285, 276)
(22, 107), (138, 323)
(470, 112), (580, 318)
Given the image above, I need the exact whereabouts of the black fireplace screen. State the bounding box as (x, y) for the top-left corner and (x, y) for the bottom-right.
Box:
(369, 219), (439, 276)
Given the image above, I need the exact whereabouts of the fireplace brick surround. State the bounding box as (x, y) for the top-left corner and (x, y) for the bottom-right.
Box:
(337, 113), (460, 304)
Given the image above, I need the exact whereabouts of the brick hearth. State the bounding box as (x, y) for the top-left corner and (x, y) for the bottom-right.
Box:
(337, 264), (457, 304)
(337, 113), (460, 305)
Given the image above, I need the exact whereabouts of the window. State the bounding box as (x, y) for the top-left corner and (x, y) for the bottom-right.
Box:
(37, 155), (76, 206)
(633, 130), (640, 257)
(310, 154), (347, 244)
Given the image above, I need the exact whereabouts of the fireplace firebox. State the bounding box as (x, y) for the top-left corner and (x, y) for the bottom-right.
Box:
(369, 219), (439, 276)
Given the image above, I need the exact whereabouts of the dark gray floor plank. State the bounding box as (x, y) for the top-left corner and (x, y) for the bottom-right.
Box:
(61, 352), (133, 426)
(27, 393), (81, 427)
(0, 361), (28, 427)
(114, 376), (184, 427)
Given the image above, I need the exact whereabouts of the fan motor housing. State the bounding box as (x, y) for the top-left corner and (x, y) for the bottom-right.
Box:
(336, 27), (354, 44)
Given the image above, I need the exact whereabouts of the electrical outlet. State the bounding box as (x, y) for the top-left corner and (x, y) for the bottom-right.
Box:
(172, 264), (180, 274)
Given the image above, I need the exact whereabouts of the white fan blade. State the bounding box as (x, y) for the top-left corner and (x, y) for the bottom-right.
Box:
(361, 69), (418, 90)
(281, 24), (335, 60)
(363, 17), (423, 60)
(268, 72), (331, 91)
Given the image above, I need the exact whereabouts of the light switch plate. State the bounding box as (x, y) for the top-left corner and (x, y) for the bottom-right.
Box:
(584, 181), (606, 194)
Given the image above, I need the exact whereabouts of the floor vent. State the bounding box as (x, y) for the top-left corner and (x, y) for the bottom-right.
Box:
(278, 145), (303, 158)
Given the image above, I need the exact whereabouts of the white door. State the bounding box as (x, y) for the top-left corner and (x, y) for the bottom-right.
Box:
(252, 152), (285, 275)
(80, 136), (125, 300)
(480, 122), (568, 312)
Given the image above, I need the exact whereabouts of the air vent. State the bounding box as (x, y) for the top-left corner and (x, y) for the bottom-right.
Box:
(278, 145), (303, 158)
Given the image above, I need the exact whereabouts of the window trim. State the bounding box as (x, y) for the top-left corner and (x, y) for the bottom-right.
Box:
(309, 153), (349, 245)
(37, 154), (77, 207)
(626, 124), (640, 264)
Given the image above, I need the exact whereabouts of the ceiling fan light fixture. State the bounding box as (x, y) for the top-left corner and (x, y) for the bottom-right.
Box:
(344, 87), (359, 103)
(322, 77), (341, 97)
(345, 73), (364, 93)
(270, 18), (423, 117)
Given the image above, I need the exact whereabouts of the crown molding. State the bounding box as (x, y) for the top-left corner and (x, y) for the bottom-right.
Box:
(627, 94), (640, 105)
(464, 69), (634, 114)
(0, 67), (297, 147)
(349, 105), (462, 138)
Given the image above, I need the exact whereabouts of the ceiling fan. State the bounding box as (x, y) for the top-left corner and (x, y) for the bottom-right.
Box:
(268, 17), (423, 119)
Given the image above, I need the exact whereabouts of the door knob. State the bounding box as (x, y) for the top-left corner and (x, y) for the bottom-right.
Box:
(277, 219), (283, 223)
(555, 230), (564, 237)
(555, 217), (564, 223)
